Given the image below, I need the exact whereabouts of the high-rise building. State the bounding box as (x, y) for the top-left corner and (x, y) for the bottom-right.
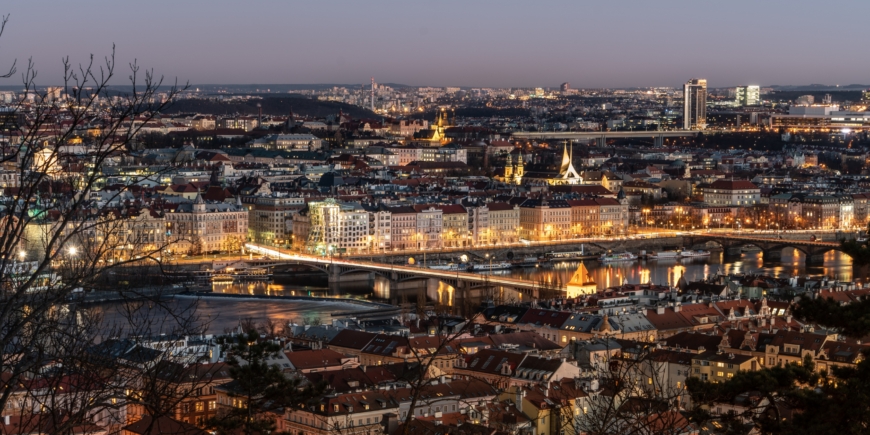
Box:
(735, 85), (760, 106)
(683, 78), (707, 130)
(560, 82), (570, 92)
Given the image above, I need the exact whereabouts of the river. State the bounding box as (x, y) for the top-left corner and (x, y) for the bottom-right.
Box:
(94, 249), (852, 335)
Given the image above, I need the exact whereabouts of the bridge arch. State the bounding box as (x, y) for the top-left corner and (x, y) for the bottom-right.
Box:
(270, 262), (329, 275)
(337, 268), (390, 280)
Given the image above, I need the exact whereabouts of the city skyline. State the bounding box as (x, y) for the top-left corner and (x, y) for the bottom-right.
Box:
(2, 0), (870, 88)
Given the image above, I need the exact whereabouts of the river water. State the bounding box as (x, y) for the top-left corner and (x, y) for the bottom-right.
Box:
(211, 248), (854, 296)
(94, 249), (851, 335)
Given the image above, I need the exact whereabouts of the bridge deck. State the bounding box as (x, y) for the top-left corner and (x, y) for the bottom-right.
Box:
(692, 233), (840, 247)
(245, 244), (561, 291)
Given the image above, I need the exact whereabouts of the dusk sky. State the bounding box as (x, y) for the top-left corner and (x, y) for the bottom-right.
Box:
(2, 0), (869, 89)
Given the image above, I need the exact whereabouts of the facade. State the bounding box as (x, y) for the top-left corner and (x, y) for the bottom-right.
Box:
(519, 199), (571, 241)
(735, 85), (760, 106)
(467, 205), (491, 246)
(248, 196), (303, 245)
(568, 199), (601, 237)
(368, 208), (392, 251)
(274, 134), (324, 151)
(166, 194), (248, 254)
(701, 180), (760, 206)
(486, 202), (520, 245)
(596, 198), (629, 235)
(437, 205), (469, 248)
(683, 78), (707, 130)
(389, 206), (418, 251)
(217, 116), (258, 131)
(413, 206), (444, 250)
(787, 194), (854, 229)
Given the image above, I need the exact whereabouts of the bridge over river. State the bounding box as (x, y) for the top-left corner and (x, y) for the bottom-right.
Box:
(684, 233), (844, 266)
(244, 244), (562, 310)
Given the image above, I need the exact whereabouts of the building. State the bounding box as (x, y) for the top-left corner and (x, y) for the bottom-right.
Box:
(700, 180), (760, 207)
(769, 106), (870, 131)
(274, 134), (324, 151)
(248, 196), (304, 245)
(521, 143), (581, 185)
(166, 194), (248, 254)
(566, 262), (597, 298)
(467, 204), (491, 246)
(485, 202), (520, 245)
(500, 152), (525, 185)
(785, 194), (854, 229)
(596, 197), (629, 235)
(690, 352), (757, 383)
(735, 85), (760, 106)
(683, 78), (707, 130)
(217, 116), (258, 131)
(389, 206), (418, 251)
(437, 204), (469, 248)
(567, 199), (600, 237)
(413, 205), (444, 250)
(519, 198), (571, 241)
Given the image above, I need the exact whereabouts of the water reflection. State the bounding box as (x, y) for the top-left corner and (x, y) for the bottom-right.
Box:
(512, 250), (854, 290)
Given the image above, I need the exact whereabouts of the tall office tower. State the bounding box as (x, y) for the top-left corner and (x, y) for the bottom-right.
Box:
(683, 78), (707, 130)
(736, 85), (760, 106)
(560, 82), (570, 92)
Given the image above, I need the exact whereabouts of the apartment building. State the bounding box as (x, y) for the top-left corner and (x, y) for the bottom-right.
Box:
(165, 194), (248, 254)
(485, 202), (520, 245)
(519, 198), (571, 241)
(413, 205), (444, 250)
(388, 206), (418, 251)
(436, 204), (468, 248)
(701, 180), (760, 206)
(248, 196), (304, 245)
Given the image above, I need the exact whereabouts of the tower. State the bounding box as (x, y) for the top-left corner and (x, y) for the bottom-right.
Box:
(193, 191), (206, 213)
(370, 77), (375, 112)
(515, 152), (524, 184)
(683, 79), (707, 130)
(504, 153), (513, 180)
(558, 141), (580, 183)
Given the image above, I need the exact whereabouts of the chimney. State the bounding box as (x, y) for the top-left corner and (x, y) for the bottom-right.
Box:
(382, 413), (399, 435)
(3, 416), (8, 425)
(515, 388), (525, 412)
(656, 305), (665, 315)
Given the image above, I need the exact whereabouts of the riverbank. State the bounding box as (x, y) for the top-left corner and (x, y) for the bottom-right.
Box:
(176, 291), (394, 309)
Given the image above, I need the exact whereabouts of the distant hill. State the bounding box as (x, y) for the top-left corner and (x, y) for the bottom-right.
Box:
(192, 83), (413, 92)
(411, 107), (531, 119)
(766, 90), (864, 103)
(769, 84), (869, 91)
(162, 96), (377, 119)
